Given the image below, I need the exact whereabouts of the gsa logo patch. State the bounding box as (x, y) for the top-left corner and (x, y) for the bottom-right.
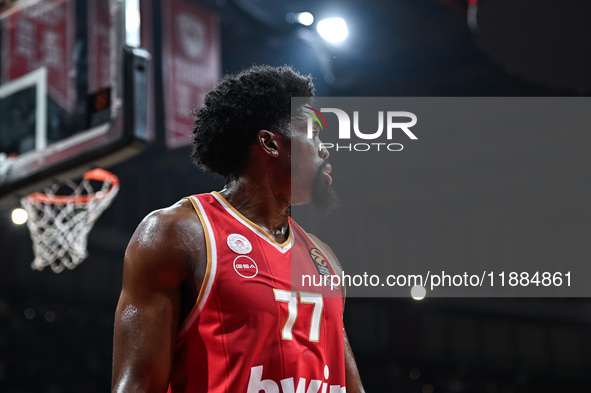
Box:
(233, 255), (258, 278)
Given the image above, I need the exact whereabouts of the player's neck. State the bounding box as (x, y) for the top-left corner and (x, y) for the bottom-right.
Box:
(219, 177), (290, 243)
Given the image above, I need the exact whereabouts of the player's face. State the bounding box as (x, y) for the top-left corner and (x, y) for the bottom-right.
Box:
(289, 114), (338, 211)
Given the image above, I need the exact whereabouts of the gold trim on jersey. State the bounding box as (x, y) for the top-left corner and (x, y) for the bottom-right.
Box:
(211, 191), (293, 252)
(176, 196), (217, 340)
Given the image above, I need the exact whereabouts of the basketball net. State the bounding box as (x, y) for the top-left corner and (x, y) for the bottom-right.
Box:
(20, 169), (120, 273)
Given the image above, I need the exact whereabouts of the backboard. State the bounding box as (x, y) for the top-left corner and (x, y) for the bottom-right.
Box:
(0, 0), (150, 208)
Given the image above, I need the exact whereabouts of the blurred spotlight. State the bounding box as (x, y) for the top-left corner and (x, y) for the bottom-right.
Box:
(409, 368), (421, 380)
(411, 285), (426, 300)
(24, 308), (35, 320)
(423, 384), (434, 393)
(317, 17), (348, 43)
(44, 310), (56, 323)
(11, 208), (28, 225)
(297, 12), (314, 26)
(287, 12), (314, 26)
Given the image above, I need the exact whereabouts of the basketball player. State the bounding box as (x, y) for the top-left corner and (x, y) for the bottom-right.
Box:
(112, 65), (365, 393)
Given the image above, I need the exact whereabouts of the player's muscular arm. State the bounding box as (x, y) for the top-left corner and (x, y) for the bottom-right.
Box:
(308, 234), (366, 393)
(112, 200), (204, 393)
(344, 328), (366, 393)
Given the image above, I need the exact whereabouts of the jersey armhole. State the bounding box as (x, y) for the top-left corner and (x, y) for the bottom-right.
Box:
(176, 196), (218, 340)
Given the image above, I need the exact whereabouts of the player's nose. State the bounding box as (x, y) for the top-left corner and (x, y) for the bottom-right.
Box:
(318, 139), (330, 160)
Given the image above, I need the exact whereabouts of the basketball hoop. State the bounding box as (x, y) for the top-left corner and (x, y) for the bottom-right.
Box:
(20, 168), (120, 273)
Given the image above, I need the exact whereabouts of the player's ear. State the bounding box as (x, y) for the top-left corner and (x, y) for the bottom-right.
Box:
(257, 130), (280, 158)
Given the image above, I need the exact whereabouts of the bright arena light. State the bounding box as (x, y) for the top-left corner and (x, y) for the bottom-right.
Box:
(297, 12), (314, 26)
(125, 0), (141, 47)
(11, 208), (28, 225)
(411, 285), (426, 300)
(317, 17), (348, 43)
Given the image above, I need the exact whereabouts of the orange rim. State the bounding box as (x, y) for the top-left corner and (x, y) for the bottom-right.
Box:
(23, 169), (119, 205)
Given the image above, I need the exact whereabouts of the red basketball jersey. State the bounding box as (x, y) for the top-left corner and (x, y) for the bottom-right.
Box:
(168, 192), (346, 393)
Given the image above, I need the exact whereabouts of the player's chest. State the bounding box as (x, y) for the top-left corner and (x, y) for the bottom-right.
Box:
(210, 237), (341, 330)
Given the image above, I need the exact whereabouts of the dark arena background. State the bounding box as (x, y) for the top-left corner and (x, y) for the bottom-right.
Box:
(1, 0), (591, 392)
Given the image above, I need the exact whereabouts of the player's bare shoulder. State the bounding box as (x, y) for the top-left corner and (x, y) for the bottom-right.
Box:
(125, 198), (206, 275)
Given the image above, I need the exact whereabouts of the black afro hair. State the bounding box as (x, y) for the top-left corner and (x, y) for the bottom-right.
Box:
(191, 65), (315, 177)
